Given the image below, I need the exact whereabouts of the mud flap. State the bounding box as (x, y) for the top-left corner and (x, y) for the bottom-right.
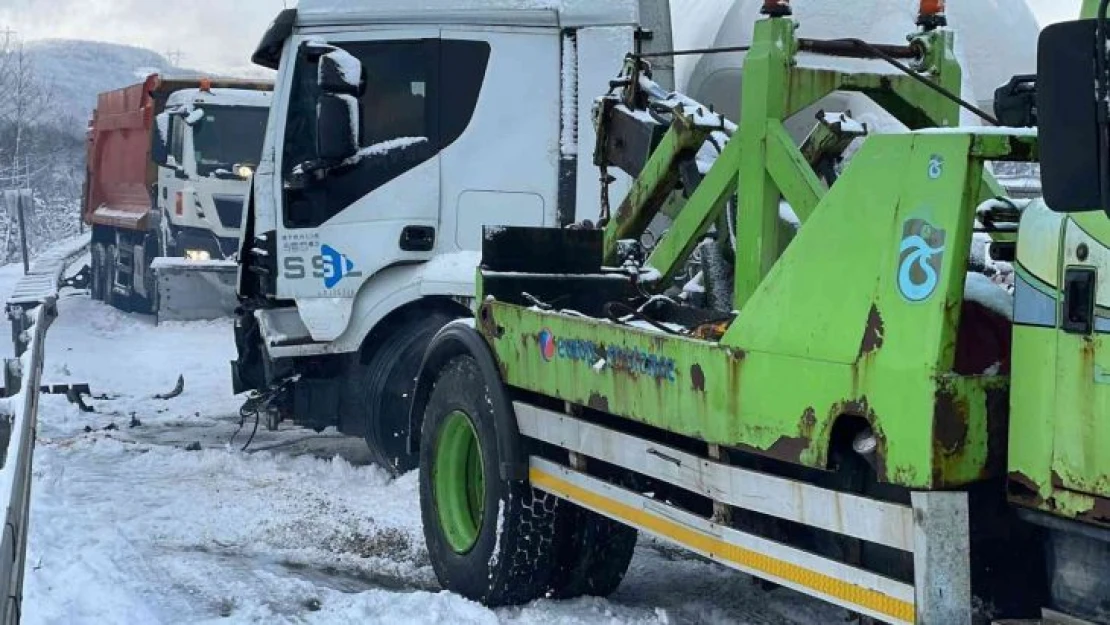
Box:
(152, 258), (239, 324)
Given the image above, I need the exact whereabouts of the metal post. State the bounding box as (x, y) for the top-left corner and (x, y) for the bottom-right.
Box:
(16, 191), (28, 275)
(911, 491), (972, 624)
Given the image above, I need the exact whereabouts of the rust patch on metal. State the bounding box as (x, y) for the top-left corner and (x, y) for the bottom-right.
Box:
(690, 364), (706, 392)
(800, 407), (817, 435)
(1078, 495), (1110, 526)
(587, 392), (610, 413)
(1007, 471), (1045, 507)
(933, 383), (969, 455)
(735, 435), (812, 465)
(764, 436), (811, 464)
(478, 303), (503, 339)
(857, 304), (885, 358)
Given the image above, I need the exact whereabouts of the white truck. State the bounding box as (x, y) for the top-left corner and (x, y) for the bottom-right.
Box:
(230, 0), (1038, 474)
(85, 75), (273, 318)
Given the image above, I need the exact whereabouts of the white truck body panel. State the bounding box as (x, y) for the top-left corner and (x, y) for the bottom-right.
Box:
(254, 4), (639, 347)
(295, 0), (639, 28)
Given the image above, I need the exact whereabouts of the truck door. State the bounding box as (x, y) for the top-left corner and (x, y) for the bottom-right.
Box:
(1052, 215), (1110, 506)
(158, 113), (189, 256)
(273, 29), (448, 340)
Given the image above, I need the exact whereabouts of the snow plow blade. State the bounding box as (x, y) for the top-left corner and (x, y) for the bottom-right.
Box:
(152, 258), (238, 324)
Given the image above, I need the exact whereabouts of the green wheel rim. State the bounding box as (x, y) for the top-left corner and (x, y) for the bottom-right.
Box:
(433, 410), (486, 554)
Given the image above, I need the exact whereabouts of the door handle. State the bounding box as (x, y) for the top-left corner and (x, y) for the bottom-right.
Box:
(400, 226), (435, 252)
(1063, 267), (1096, 335)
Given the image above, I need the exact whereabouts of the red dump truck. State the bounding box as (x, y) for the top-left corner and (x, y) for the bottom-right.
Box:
(83, 73), (272, 318)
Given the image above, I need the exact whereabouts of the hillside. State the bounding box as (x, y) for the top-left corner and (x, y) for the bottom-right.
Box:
(23, 39), (190, 130)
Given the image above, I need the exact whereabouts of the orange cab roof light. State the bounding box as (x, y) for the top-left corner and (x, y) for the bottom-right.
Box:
(918, 0), (947, 29)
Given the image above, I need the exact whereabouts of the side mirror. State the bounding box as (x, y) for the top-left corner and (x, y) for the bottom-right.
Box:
(317, 93), (359, 162)
(318, 49), (363, 95)
(1038, 19), (1107, 213)
(152, 112), (171, 167)
(185, 108), (205, 126)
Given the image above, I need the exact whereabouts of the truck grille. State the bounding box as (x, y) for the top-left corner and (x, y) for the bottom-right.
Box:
(212, 194), (245, 229)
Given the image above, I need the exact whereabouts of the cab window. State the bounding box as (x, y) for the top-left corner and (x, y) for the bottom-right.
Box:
(282, 38), (490, 229)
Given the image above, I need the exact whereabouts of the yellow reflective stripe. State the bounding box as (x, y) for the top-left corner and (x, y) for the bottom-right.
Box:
(530, 467), (915, 624)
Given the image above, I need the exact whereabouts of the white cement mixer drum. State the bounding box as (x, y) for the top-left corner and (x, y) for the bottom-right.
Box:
(674, 0), (1039, 134)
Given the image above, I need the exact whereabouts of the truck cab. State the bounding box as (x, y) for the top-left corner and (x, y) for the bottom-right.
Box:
(156, 85), (272, 261)
(232, 0), (671, 472)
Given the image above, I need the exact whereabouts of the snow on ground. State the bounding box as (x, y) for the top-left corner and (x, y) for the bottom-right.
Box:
(7, 264), (843, 624)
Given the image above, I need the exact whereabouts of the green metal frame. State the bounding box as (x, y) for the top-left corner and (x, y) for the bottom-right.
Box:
(478, 13), (1039, 490)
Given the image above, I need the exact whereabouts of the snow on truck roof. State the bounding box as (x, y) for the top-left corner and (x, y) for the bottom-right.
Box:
(294, 0), (638, 28)
(166, 87), (273, 109)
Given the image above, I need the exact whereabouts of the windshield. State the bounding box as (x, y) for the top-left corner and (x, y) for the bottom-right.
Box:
(191, 105), (268, 177)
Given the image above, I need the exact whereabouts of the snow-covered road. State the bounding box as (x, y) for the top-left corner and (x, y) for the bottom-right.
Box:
(8, 265), (844, 624)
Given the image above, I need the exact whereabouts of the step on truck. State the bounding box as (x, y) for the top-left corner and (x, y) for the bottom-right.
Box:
(229, 0), (1032, 476)
(406, 1), (1110, 624)
(83, 74), (272, 319)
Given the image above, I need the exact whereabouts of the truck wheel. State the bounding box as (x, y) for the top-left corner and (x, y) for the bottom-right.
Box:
(419, 355), (561, 607)
(132, 247), (158, 315)
(355, 312), (456, 475)
(90, 243), (106, 301)
(105, 244), (119, 308)
(550, 504), (638, 599)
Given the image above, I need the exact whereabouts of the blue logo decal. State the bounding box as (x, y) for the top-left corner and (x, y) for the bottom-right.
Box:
(321, 244), (358, 289)
(897, 219), (947, 302)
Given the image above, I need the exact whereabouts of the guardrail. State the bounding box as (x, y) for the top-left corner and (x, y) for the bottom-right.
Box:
(0, 233), (90, 624)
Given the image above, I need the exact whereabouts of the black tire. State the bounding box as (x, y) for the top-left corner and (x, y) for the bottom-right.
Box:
(550, 504), (638, 599)
(131, 241), (158, 315)
(352, 311), (456, 475)
(105, 244), (119, 309)
(419, 355), (562, 607)
(90, 243), (106, 301)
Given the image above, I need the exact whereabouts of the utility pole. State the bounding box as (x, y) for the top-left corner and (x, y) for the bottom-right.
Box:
(164, 49), (184, 67)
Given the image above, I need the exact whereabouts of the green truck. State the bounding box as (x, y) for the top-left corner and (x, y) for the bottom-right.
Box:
(405, 1), (1110, 623)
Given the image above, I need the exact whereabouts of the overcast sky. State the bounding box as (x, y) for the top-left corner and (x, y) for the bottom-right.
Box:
(0, 0), (1088, 74)
(0, 0), (289, 75)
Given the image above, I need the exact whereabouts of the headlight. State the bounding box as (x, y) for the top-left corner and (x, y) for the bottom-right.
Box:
(185, 249), (212, 261)
(237, 165), (254, 178)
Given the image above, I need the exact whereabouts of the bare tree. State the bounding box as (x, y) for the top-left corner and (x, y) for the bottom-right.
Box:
(0, 34), (55, 176)
(0, 30), (74, 263)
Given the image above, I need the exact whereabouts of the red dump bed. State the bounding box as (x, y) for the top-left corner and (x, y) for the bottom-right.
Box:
(83, 74), (160, 232)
